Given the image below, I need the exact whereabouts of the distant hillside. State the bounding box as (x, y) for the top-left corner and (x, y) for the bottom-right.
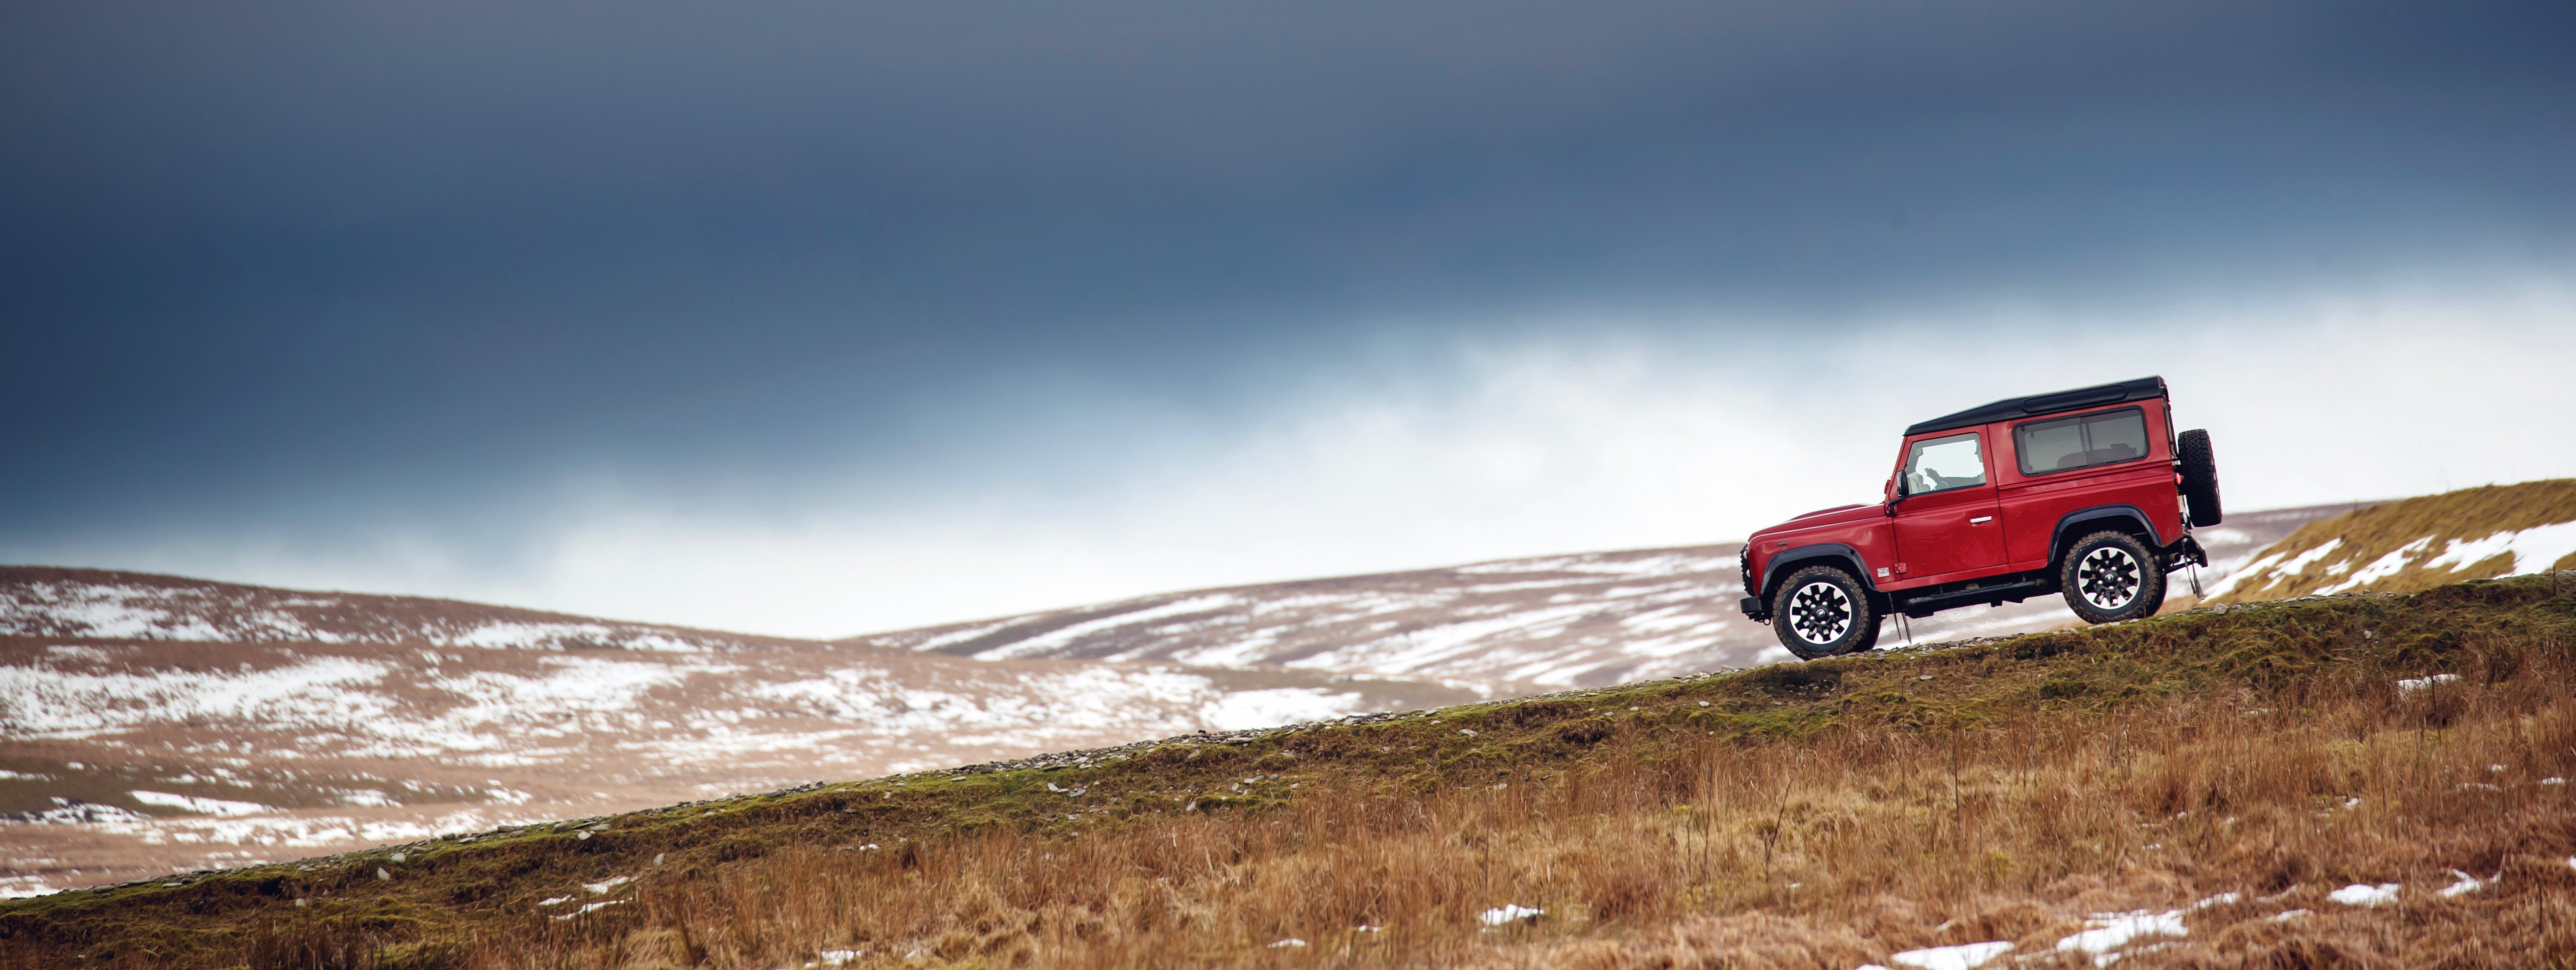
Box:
(2206, 479), (2576, 603)
(845, 507), (2343, 687)
(0, 566), (822, 652)
(9, 575), (2568, 968)
(0, 569), (1473, 898)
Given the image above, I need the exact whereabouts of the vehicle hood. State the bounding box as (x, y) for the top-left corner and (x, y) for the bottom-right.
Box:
(1752, 503), (1880, 537)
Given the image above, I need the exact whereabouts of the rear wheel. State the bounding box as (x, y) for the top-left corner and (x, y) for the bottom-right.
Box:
(2060, 531), (2166, 624)
(2177, 429), (2222, 527)
(1771, 565), (1882, 659)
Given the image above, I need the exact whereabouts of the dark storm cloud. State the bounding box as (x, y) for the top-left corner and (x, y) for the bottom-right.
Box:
(4, 0), (2571, 544)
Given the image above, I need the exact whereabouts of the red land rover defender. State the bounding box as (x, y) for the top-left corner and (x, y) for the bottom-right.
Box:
(1738, 377), (2222, 659)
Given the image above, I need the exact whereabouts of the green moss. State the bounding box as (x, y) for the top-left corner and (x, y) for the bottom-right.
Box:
(2037, 678), (2091, 700)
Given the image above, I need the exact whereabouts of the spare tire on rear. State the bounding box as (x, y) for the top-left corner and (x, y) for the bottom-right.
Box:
(2177, 428), (2222, 527)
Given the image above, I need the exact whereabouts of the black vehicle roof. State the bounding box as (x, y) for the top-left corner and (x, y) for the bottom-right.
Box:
(1904, 376), (2166, 437)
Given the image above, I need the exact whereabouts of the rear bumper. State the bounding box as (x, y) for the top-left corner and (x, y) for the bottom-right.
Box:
(2164, 534), (2210, 571)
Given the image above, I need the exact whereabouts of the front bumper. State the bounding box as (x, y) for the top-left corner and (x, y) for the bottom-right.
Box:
(1738, 545), (1769, 621)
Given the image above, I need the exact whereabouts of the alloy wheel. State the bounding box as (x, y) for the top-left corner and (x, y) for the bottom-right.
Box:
(1786, 581), (1853, 645)
(2077, 546), (2142, 611)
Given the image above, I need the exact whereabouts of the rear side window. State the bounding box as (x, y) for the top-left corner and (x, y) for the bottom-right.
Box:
(2015, 407), (2149, 475)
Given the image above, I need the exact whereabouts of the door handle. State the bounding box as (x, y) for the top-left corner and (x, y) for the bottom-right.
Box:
(1969, 516), (1993, 523)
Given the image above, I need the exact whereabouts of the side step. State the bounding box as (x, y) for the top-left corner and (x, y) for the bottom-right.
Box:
(1899, 578), (2051, 618)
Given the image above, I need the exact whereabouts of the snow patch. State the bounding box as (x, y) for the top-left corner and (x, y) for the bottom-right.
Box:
(1888, 941), (2013, 970)
(2327, 883), (2401, 907)
(2397, 673), (2460, 695)
(968, 596), (1240, 661)
(59, 807), (547, 850)
(130, 791), (275, 817)
(2241, 539), (2347, 592)
(2423, 521), (2576, 577)
(0, 881), (61, 900)
(2317, 537), (2432, 594)
(5, 801), (151, 825)
(2198, 550), (2286, 599)
(551, 899), (625, 920)
(2055, 910), (2188, 965)
(0, 657), (391, 739)
(1456, 553), (1731, 577)
(1200, 688), (1367, 731)
(2437, 870), (2494, 898)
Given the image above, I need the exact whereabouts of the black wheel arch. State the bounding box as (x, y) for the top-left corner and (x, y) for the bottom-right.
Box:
(1758, 543), (1891, 615)
(2047, 505), (2167, 572)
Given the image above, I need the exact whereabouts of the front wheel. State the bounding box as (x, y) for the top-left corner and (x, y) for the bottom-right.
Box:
(1770, 565), (1882, 659)
(2059, 531), (2167, 624)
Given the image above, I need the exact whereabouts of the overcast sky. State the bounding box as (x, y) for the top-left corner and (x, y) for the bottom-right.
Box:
(6, 0), (2573, 637)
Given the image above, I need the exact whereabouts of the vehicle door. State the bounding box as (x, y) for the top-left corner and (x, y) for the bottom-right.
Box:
(1891, 431), (2009, 581)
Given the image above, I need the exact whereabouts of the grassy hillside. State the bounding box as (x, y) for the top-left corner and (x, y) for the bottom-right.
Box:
(5, 575), (2575, 968)
(2207, 479), (2576, 603)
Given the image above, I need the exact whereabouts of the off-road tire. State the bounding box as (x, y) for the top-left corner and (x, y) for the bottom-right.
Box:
(2059, 531), (2166, 624)
(2177, 429), (2222, 527)
(1770, 565), (1881, 659)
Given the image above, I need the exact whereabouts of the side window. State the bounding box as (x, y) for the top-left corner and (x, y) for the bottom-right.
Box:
(2014, 407), (2150, 475)
(1902, 433), (1988, 495)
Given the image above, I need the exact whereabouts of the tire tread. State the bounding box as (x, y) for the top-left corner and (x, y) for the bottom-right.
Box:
(2058, 530), (2166, 624)
(2177, 429), (2222, 527)
(1770, 565), (1880, 660)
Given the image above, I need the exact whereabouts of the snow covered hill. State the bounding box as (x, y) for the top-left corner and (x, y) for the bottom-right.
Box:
(846, 506), (2346, 690)
(0, 566), (801, 652)
(0, 569), (1472, 897)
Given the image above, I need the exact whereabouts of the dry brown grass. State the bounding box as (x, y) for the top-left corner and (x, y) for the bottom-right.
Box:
(484, 593), (2576, 968)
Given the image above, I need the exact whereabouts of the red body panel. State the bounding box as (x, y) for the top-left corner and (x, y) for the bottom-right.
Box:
(1746, 505), (1897, 586)
(1893, 482), (2006, 582)
(1988, 402), (2177, 571)
(1886, 426), (2007, 583)
(1744, 398), (2186, 602)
